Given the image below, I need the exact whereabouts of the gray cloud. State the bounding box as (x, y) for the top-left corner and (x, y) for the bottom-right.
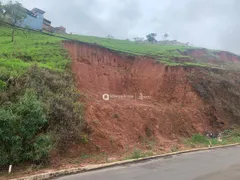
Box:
(2, 0), (240, 54)
(163, 0), (240, 53)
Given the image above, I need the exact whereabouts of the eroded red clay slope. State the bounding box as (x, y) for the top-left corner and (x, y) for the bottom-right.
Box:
(64, 41), (225, 153)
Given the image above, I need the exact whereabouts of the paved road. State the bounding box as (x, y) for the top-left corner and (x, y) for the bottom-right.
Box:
(57, 146), (240, 180)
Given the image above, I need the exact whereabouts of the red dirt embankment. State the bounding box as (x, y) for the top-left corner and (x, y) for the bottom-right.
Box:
(185, 49), (240, 64)
(64, 41), (225, 153)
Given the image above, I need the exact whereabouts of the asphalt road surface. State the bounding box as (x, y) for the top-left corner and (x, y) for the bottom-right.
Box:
(57, 146), (240, 180)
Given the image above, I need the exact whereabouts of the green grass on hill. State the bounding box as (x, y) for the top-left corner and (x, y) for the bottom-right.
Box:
(0, 26), (68, 79)
(60, 33), (240, 70)
(63, 34), (191, 57)
(0, 24), (218, 73)
(60, 34), (213, 67)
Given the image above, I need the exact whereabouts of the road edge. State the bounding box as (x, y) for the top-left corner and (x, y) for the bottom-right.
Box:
(13, 143), (240, 180)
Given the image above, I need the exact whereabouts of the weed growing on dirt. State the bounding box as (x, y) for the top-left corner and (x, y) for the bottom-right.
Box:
(191, 134), (209, 144)
(145, 127), (153, 137)
(126, 149), (154, 160)
(185, 129), (240, 148)
(109, 136), (116, 146)
(141, 137), (156, 150)
(81, 154), (91, 160)
(129, 149), (143, 159)
(171, 145), (179, 152)
(81, 135), (89, 144)
(221, 129), (240, 144)
(92, 119), (100, 126)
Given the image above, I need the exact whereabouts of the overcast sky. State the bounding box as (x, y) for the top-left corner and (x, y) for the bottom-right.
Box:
(2, 0), (240, 54)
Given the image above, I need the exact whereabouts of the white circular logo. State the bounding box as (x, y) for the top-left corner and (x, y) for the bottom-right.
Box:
(103, 94), (110, 101)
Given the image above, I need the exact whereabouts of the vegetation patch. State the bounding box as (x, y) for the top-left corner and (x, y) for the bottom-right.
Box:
(0, 65), (86, 169)
(189, 134), (210, 145)
(0, 24), (85, 170)
(126, 149), (154, 160)
(185, 129), (240, 148)
(63, 34), (190, 57)
(0, 25), (68, 78)
(128, 149), (144, 159)
(0, 90), (51, 166)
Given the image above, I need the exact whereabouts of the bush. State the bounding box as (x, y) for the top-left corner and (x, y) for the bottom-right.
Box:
(0, 65), (85, 153)
(0, 90), (51, 166)
(0, 67), (11, 81)
(0, 80), (6, 91)
(47, 94), (84, 149)
(23, 66), (85, 150)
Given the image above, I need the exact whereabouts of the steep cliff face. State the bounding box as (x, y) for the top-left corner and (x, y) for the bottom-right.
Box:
(64, 41), (230, 153)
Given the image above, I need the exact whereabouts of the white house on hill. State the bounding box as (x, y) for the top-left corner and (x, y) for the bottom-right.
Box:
(20, 8), (45, 30)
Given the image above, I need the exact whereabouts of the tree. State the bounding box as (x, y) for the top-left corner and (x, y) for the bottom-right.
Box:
(3, 1), (27, 42)
(146, 33), (157, 43)
(163, 33), (169, 40)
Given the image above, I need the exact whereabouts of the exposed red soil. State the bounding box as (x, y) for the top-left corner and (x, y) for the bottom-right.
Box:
(63, 41), (229, 155)
(186, 49), (240, 63)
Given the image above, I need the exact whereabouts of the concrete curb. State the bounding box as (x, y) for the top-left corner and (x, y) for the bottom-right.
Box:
(12, 143), (240, 180)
